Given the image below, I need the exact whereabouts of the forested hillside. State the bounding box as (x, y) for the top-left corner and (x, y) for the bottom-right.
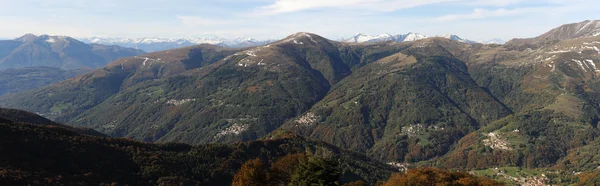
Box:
(0, 67), (90, 96)
(2, 21), (600, 185)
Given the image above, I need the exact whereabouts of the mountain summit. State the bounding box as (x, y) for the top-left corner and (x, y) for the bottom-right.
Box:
(0, 34), (145, 70)
(507, 20), (600, 45)
(343, 32), (475, 44)
(4, 21), (600, 185)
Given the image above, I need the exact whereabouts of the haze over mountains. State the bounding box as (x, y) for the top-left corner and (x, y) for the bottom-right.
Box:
(3, 20), (600, 185)
(0, 34), (144, 96)
(0, 34), (145, 70)
(79, 36), (276, 52)
(342, 32), (484, 44)
(77, 32), (497, 53)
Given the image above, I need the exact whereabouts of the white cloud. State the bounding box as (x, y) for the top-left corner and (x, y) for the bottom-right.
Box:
(176, 16), (232, 26)
(436, 2), (598, 22)
(436, 8), (519, 21)
(253, 0), (459, 15)
(251, 0), (552, 15)
(0, 0), (597, 42)
(466, 0), (524, 6)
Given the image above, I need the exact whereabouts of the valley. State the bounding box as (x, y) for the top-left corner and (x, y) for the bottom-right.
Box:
(2, 19), (600, 185)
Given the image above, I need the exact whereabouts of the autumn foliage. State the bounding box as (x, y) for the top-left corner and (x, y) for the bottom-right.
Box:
(232, 158), (268, 186)
(383, 167), (504, 186)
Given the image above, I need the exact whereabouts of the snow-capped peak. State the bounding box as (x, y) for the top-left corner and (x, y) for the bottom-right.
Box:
(481, 38), (506, 44)
(78, 36), (275, 52)
(345, 33), (395, 43)
(401, 32), (428, 41)
(436, 34), (476, 44)
(343, 32), (475, 44)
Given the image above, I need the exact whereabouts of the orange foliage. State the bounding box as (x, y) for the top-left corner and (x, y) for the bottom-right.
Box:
(268, 153), (307, 185)
(383, 167), (504, 186)
(232, 158), (267, 186)
(342, 180), (368, 186)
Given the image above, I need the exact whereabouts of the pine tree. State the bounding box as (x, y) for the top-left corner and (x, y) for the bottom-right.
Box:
(289, 157), (340, 186)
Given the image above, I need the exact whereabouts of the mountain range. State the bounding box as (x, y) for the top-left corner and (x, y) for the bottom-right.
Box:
(2, 20), (600, 185)
(342, 32), (481, 44)
(79, 36), (275, 52)
(78, 32), (499, 53)
(0, 34), (145, 70)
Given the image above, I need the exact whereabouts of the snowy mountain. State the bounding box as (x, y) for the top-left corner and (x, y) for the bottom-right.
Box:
(343, 32), (477, 44)
(0, 34), (144, 70)
(79, 37), (275, 52)
(400, 32), (429, 41)
(344, 33), (396, 43)
(481, 38), (506, 44)
(81, 31), (500, 53)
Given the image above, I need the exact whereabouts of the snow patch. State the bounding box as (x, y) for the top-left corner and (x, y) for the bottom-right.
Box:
(303, 33), (318, 43)
(245, 50), (257, 57)
(257, 59), (266, 66)
(135, 56), (165, 66)
(293, 40), (304, 45)
(572, 59), (587, 72)
(586, 59), (599, 72)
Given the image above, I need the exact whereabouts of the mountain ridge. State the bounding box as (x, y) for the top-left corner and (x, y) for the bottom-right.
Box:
(3, 20), (600, 185)
(79, 36), (276, 52)
(0, 34), (145, 70)
(342, 32), (477, 44)
(507, 20), (600, 45)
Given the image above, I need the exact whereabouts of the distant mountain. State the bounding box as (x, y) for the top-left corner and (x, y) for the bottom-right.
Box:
(5, 20), (600, 185)
(481, 38), (506, 44)
(343, 32), (476, 44)
(0, 34), (145, 70)
(82, 33), (480, 53)
(79, 36), (275, 52)
(507, 20), (600, 45)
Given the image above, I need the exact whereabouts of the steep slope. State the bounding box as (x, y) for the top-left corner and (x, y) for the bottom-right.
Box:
(3, 21), (600, 180)
(0, 44), (241, 123)
(0, 118), (396, 185)
(0, 34), (145, 70)
(0, 33), (365, 144)
(0, 67), (90, 96)
(507, 20), (600, 46)
(281, 38), (512, 162)
(69, 33), (360, 144)
(0, 40), (22, 59)
(434, 30), (600, 178)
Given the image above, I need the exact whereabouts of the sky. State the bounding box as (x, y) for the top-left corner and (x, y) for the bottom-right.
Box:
(0, 0), (598, 41)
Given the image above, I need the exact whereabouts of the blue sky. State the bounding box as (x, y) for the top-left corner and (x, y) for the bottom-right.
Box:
(0, 0), (598, 41)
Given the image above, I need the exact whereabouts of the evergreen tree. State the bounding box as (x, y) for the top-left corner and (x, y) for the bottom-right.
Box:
(289, 157), (340, 186)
